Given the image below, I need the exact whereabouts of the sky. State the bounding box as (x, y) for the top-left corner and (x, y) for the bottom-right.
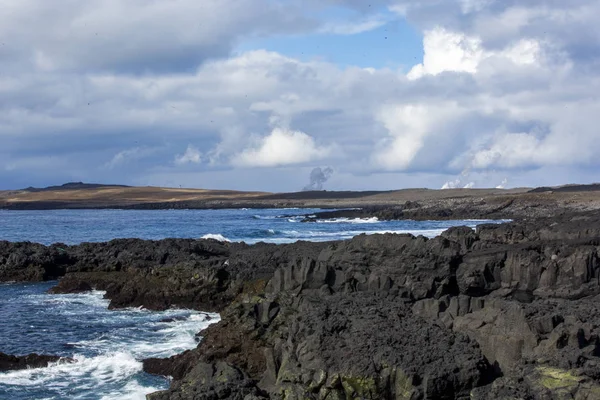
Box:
(1, 0), (600, 192)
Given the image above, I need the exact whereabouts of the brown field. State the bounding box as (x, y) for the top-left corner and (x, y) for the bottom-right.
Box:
(0, 186), (271, 208)
(2, 183), (600, 216)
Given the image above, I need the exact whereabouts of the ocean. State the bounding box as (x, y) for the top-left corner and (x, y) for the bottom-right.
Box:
(0, 208), (507, 399)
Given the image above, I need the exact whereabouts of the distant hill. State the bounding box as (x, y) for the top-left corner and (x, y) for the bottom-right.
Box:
(2, 181), (598, 212)
(529, 183), (600, 193)
(22, 182), (131, 192)
(258, 190), (396, 200)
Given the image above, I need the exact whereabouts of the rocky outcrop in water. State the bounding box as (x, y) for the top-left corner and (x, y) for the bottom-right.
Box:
(3, 212), (600, 398)
(1, 238), (327, 310)
(299, 200), (522, 222)
(0, 352), (69, 371)
(299, 193), (591, 222)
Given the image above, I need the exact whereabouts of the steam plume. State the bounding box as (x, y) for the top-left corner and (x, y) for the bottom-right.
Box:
(442, 168), (474, 189)
(303, 167), (333, 191)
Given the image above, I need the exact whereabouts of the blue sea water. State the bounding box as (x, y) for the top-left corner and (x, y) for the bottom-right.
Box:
(0, 208), (506, 245)
(0, 209), (508, 399)
(0, 282), (218, 400)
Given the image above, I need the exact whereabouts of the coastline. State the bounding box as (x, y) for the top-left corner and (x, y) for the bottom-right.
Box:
(3, 184), (600, 225)
(2, 207), (600, 398)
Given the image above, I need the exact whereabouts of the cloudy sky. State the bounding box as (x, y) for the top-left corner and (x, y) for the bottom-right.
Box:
(1, 0), (599, 191)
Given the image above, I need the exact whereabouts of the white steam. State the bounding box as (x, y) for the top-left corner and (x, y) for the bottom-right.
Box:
(442, 168), (475, 189)
(303, 167), (333, 191)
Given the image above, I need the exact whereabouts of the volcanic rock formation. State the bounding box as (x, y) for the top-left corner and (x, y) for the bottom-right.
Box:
(2, 212), (600, 398)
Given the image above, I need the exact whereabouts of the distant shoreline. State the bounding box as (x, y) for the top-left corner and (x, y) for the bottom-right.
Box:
(2, 183), (600, 221)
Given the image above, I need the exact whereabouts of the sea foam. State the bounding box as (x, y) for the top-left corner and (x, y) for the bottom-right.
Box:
(200, 233), (231, 242)
(0, 288), (220, 400)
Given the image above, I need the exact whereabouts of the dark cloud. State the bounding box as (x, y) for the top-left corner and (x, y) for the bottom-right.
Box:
(0, 0), (318, 74)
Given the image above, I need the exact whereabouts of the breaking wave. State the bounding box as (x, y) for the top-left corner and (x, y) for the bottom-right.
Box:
(316, 217), (380, 224)
(0, 288), (219, 400)
(200, 233), (231, 242)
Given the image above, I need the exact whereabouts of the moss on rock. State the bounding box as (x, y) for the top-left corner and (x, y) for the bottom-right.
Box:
(536, 366), (583, 391)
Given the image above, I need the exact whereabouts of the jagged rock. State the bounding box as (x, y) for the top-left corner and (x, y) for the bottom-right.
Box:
(4, 211), (600, 398)
(0, 352), (71, 371)
(48, 278), (92, 294)
(472, 366), (600, 400)
(147, 361), (263, 400)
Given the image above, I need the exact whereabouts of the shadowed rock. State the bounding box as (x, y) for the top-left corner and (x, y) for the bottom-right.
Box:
(0, 352), (72, 371)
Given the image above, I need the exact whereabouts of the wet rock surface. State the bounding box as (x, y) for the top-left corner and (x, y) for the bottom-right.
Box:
(0, 352), (70, 371)
(3, 212), (600, 398)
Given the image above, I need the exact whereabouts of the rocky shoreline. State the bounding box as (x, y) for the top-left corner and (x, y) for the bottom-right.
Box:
(2, 212), (600, 398)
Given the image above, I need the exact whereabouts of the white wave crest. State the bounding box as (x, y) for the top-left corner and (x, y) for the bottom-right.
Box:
(0, 352), (142, 388)
(0, 352), (163, 400)
(0, 289), (220, 400)
(252, 215), (277, 220)
(69, 313), (219, 360)
(128, 313), (219, 358)
(100, 380), (165, 400)
(28, 290), (108, 309)
(200, 234), (230, 242)
(316, 217), (380, 224)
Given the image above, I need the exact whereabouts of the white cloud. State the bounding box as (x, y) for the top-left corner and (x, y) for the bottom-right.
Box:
(234, 127), (332, 167)
(408, 28), (484, 79)
(471, 132), (540, 169)
(390, 0), (600, 61)
(408, 27), (540, 79)
(372, 102), (466, 171)
(3, 0), (600, 190)
(459, 0), (493, 14)
(373, 105), (431, 170)
(501, 39), (540, 65)
(175, 145), (202, 165)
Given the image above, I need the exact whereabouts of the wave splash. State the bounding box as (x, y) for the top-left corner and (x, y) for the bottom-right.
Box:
(201, 233), (231, 242)
(0, 290), (219, 400)
(316, 217), (380, 224)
